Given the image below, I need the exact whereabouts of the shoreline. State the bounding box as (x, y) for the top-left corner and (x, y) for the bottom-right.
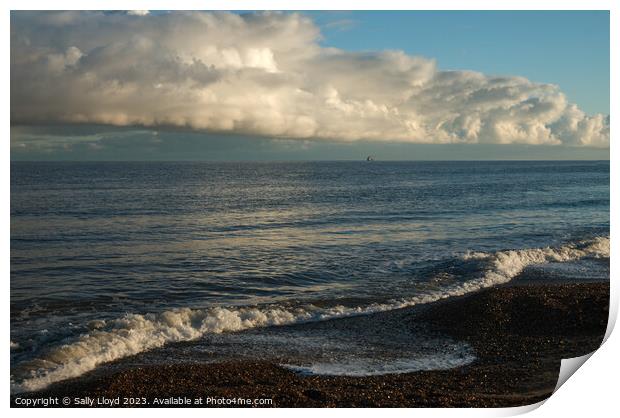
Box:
(11, 279), (609, 408)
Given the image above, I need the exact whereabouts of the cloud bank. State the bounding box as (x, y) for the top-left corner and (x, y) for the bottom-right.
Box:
(10, 11), (609, 147)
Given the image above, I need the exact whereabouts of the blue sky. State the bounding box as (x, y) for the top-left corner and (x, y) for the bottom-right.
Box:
(10, 11), (610, 160)
(308, 10), (609, 115)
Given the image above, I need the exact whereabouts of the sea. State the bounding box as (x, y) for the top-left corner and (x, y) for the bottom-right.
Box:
(10, 160), (610, 393)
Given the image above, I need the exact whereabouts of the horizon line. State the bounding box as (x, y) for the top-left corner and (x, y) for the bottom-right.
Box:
(10, 159), (610, 163)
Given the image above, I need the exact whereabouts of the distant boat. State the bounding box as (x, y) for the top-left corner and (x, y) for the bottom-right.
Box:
(366, 155), (375, 161)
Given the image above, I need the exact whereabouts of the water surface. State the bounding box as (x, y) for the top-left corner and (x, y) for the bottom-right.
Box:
(10, 161), (609, 392)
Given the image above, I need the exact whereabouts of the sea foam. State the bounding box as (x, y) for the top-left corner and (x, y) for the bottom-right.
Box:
(11, 236), (609, 393)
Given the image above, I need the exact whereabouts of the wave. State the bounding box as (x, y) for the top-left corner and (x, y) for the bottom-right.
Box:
(11, 235), (609, 393)
(282, 352), (477, 377)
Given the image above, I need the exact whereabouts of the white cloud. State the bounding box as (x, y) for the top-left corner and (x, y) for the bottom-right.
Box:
(10, 11), (609, 147)
(127, 10), (150, 16)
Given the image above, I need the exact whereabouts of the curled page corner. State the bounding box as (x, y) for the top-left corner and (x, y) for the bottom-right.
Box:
(497, 351), (598, 417)
(504, 355), (598, 418)
(553, 352), (595, 393)
(544, 290), (614, 405)
(603, 295), (617, 344)
(502, 399), (547, 416)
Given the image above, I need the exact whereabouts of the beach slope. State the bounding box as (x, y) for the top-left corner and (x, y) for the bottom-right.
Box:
(12, 280), (609, 408)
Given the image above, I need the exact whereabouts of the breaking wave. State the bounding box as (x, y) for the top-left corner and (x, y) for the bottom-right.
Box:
(11, 236), (609, 393)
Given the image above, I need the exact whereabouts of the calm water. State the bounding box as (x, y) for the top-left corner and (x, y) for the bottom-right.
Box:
(10, 161), (610, 392)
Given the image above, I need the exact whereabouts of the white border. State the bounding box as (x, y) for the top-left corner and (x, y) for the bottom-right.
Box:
(3, 1), (616, 417)
(2, 1), (616, 11)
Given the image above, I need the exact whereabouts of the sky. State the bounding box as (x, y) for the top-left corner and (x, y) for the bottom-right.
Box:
(10, 10), (610, 161)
